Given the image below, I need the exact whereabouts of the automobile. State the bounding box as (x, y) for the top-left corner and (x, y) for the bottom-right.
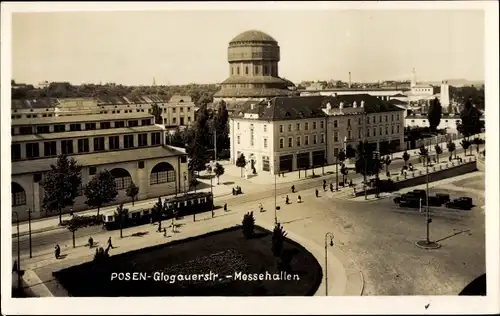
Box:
(394, 190), (427, 204)
(445, 197), (473, 210)
(435, 193), (451, 204)
(399, 197), (422, 208)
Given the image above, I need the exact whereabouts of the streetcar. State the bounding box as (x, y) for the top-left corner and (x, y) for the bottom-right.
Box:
(101, 192), (214, 230)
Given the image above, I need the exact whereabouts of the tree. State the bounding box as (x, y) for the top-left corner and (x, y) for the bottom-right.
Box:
(151, 197), (164, 232)
(402, 151), (410, 167)
(419, 146), (429, 166)
(41, 155), (82, 224)
(114, 204), (129, 238)
(340, 165), (349, 183)
(84, 170), (118, 217)
(457, 98), (483, 139)
(167, 127), (185, 147)
(212, 100), (230, 154)
(447, 141), (456, 160)
(336, 150), (346, 164)
(472, 138), (483, 154)
(427, 97), (442, 133)
(345, 145), (356, 159)
(242, 211), (255, 239)
(126, 182), (139, 206)
(214, 163), (225, 185)
(189, 178), (200, 193)
(236, 154), (247, 178)
(272, 223), (288, 257)
(384, 156), (392, 175)
(151, 103), (162, 124)
(434, 144), (443, 163)
(67, 215), (83, 248)
(460, 139), (471, 157)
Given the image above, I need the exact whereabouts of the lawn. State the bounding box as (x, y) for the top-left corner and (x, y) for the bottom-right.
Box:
(53, 225), (322, 296)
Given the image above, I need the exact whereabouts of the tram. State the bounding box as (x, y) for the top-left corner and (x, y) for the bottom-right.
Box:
(102, 192), (214, 230)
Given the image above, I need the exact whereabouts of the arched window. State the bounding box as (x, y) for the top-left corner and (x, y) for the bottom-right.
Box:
(110, 168), (132, 190)
(12, 182), (26, 206)
(245, 66), (249, 75)
(150, 162), (176, 185)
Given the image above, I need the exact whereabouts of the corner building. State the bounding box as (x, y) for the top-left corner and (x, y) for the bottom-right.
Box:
(229, 94), (405, 174)
(11, 112), (188, 221)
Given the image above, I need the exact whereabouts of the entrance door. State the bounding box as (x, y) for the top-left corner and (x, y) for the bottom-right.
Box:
(297, 152), (310, 169)
(279, 155), (293, 172)
(312, 150), (325, 167)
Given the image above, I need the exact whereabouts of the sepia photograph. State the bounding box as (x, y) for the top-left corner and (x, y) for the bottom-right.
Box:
(1, 1), (498, 315)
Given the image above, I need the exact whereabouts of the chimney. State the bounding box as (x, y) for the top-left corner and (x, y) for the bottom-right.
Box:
(348, 72), (351, 88)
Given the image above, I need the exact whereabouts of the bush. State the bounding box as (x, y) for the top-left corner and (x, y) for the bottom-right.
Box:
(272, 223), (287, 257)
(241, 212), (255, 239)
(60, 215), (103, 228)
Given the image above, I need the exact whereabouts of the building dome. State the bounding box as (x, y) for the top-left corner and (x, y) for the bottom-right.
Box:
(230, 30), (277, 43)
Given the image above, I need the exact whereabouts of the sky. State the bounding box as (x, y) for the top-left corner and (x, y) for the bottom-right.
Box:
(11, 9), (485, 86)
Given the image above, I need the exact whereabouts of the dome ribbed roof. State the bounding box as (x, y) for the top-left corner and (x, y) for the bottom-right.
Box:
(230, 30), (277, 43)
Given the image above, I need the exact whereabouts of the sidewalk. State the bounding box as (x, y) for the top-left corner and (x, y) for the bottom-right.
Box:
(22, 193), (363, 297)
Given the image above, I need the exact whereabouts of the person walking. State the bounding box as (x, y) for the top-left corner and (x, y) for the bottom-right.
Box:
(291, 185), (295, 193)
(315, 189), (319, 197)
(285, 195), (290, 204)
(88, 237), (94, 248)
(107, 237), (113, 249)
(297, 195), (302, 203)
(330, 183), (334, 192)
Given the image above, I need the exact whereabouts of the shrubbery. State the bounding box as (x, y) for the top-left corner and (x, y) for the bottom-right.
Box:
(242, 212), (255, 239)
(60, 215), (103, 228)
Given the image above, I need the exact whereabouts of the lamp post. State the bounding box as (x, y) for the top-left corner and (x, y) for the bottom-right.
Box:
(13, 211), (21, 290)
(183, 171), (187, 194)
(335, 155), (339, 191)
(324, 232), (334, 296)
(274, 158), (278, 225)
(28, 208), (32, 258)
(363, 112), (368, 200)
(208, 163), (214, 218)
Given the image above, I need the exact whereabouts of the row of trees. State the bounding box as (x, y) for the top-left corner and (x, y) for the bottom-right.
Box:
(41, 155), (139, 225)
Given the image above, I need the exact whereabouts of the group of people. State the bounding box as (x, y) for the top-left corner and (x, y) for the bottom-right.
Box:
(232, 186), (242, 195)
(54, 236), (114, 259)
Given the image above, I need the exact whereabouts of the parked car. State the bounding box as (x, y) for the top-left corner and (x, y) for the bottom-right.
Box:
(399, 197), (422, 208)
(394, 190), (426, 204)
(446, 197), (473, 210)
(435, 193), (451, 204)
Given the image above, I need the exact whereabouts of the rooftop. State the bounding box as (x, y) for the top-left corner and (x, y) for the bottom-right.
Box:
(12, 98), (60, 110)
(221, 75), (290, 85)
(12, 125), (162, 143)
(299, 87), (411, 93)
(12, 112), (154, 126)
(12, 145), (185, 175)
(231, 94), (404, 121)
(229, 30), (277, 44)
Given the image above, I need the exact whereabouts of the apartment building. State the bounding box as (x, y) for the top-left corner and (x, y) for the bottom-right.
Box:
(11, 112), (188, 221)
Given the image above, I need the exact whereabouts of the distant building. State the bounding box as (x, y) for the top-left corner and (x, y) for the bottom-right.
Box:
(229, 94), (405, 174)
(213, 30), (297, 103)
(11, 112), (188, 221)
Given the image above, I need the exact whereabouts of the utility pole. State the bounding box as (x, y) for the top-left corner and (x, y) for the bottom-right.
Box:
(214, 129), (217, 164)
(28, 208), (32, 258)
(13, 212), (21, 291)
(363, 112), (368, 200)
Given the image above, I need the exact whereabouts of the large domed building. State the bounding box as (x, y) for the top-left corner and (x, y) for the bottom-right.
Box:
(214, 30), (297, 102)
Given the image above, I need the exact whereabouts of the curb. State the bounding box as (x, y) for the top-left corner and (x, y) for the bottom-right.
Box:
(13, 225), (65, 238)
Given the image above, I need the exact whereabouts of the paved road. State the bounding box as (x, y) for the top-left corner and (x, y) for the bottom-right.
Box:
(11, 148), (476, 256)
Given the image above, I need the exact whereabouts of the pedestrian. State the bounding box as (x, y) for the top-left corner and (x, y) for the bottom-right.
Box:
(323, 183), (327, 191)
(285, 195), (290, 204)
(315, 189), (319, 197)
(232, 188), (236, 195)
(330, 183), (334, 192)
(88, 237), (94, 248)
(163, 228), (167, 237)
(291, 185), (295, 193)
(150, 216), (153, 225)
(107, 237), (113, 249)
(297, 195), (302, 203)
(55, 244), (61, 259)
(13, 260), (18, 272)
(224, 203), (227, 211)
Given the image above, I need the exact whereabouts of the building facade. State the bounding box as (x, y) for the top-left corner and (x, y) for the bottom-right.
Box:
(11, 112), (188, 221)
(229, 95), (405, 175)
(213, 30), (297, 103)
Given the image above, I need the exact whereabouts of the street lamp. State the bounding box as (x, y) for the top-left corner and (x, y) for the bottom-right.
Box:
(324, 232), (334, 296)
(13, 211), (21, 290)
(208, 163), (214, 218)
(335, 154), (339, 191)
(183, 171), (187, 194)
(274, 158), (278, 225)
(27, 208), (32, 258)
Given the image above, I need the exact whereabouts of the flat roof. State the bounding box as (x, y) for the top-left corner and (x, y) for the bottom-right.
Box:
(11, 112), (154, 126)
(12, 125), (163, 143)
(12, 145), (185, 175)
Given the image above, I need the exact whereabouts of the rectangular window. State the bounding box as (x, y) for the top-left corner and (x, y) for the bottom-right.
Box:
(305, 135), (309, 145)
(70, 123), (81, 131)
(36, 125), (50, 134)
(128, 120), (139, 127)
(237, 122), (240, 130)
(391, 114), (394, 121)
(138, 133), (148, 147)
(78, 139), (90, 153)
(296, 123), (300, 131)
(151, 132), (161, 145)
(372, 117), (376, 124)
(109, 136), (120, 150)
(100, 121), (111, 129)
(348, 130), (351, 139)
(19, 126), (33, 135)
(61, 140), (74, 154)
(141, 119), (152, 126)
(296, 136), (301, 147)
(172, 108), (176, 113)
(237, 135), (241, 144)
(305, 122), (309, 130)
(263, 125), (267, 132)
(379, 116), (382, 123)
(288, 137), (293, 147)
(397, 125), (400, 133)
(379, 127), (383, 135)
(85, 123), (96, 130)
(11, 144), (21, 161)
(347, 119), (351, 127)
(250, 126), (254, 146)
(366, 117), (370, 125)
(180, 107), (184, 113)
(334, 120), (338, 128)
(358, 117), (362, 125)
(288, 124), (292, 132)
(114, 121), (125, 128)
(94, 137), (105, 152)
(280, 125), (284, 133)
(334, 132), (338, 142)
(396, 114), (400, 120)
(279, 138), (284, 149)
(173, 117), (177, 124)
(385, 115), (388, 122)
(373, 128), (376, 136)
(367, 129), (370, 137)
(313, 135), (317, 144)
(391, 125), (394, 134)
(358, 129), (362, 139)
(124, 135), (135, 148)
(43, 141), (57, 157)
(313, 122), (317, 130)
(320, 133), (325, 144)
(264, 138), (268, 148)
(320, 121), (324, 129)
